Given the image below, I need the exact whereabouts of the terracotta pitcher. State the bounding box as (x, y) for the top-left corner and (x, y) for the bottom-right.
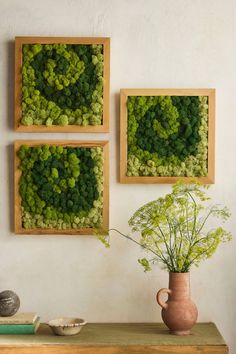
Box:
(156, 272), (198, 335)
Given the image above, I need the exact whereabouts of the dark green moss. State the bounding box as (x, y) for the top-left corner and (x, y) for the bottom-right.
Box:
(31, 45), (98, 110)
(18, 145), (98, 217)
(135, 96), (201, 160)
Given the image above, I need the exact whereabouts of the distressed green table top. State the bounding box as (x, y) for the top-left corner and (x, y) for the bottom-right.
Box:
(0, 323), (226, 346)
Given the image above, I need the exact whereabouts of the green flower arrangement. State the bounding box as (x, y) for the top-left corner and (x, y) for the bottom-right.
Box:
(17, 144), (104, 230)
(99, 181), (231, 272)
(21, 43), (104, 126)
(127, 96), (208, 177)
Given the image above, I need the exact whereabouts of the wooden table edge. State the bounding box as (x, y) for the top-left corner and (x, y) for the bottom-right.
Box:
(0, 344), (228, 354)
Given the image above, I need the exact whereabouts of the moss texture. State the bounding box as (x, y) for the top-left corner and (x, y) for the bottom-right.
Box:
(17, 144), (104, 229)
(127, 95), (208, 177)
(21, 43), (104, 126)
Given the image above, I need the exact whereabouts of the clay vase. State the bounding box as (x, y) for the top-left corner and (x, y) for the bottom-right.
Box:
(156, 272), (198, 335)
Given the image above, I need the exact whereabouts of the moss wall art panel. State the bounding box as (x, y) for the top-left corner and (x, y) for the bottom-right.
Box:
(15, 37), (110, 132)
(120, 89), (215, 184)
(14, 141), (109, 235)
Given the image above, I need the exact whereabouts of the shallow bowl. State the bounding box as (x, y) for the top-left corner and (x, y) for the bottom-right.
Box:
(48, 317), (86, 336)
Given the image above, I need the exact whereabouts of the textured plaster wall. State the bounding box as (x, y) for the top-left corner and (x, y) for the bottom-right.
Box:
(0, 0), (236, 351)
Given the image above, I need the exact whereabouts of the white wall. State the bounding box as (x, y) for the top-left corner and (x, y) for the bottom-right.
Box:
(0, 0), (236, 351)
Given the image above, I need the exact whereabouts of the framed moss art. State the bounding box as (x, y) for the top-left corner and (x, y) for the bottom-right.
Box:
(14, 140), (109, 235)
(15, 37), (110, 132)
(120, 89), (215, 184)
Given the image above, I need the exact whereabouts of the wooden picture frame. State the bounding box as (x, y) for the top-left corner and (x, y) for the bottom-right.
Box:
(14, 140), (109, 235)
(120, 88), (215, 184)
(15, 36), (110, 132)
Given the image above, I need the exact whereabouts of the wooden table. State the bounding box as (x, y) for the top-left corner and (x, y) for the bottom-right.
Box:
(0, 322), (228, 353)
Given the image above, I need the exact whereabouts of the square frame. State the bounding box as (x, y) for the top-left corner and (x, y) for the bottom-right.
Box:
(15, 36), (110, 132)
(120, 88), (215, 184)
(14, 140), (109, 235)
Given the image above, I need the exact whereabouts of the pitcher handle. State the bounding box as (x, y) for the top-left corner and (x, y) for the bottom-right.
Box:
(156, 288), (172, 309)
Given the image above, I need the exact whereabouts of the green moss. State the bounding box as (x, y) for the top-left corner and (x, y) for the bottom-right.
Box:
(18, 144), (104, 229)
(21, 43), (104, 126)
(127, 95), (208, 177)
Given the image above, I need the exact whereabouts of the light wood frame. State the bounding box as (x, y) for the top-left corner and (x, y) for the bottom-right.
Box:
(14, 140), (109, 235)
(15, 36), (110, 132)
(120, 88), (215, 184)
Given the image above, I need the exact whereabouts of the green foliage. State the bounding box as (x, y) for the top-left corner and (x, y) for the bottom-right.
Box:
(57, 115), (69, 125)
(99, 181), (232, 272)
(21, 43), (104, 126)
(135, 96), (200, 159)
(127, 95), (208, 177)
(18, 144), (104, 229)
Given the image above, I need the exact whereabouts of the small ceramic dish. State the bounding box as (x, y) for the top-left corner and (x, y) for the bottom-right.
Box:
(48, 317), (86, 336)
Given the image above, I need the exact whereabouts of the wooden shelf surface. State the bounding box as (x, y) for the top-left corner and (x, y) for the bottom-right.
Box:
(0, 323), (228, 354)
